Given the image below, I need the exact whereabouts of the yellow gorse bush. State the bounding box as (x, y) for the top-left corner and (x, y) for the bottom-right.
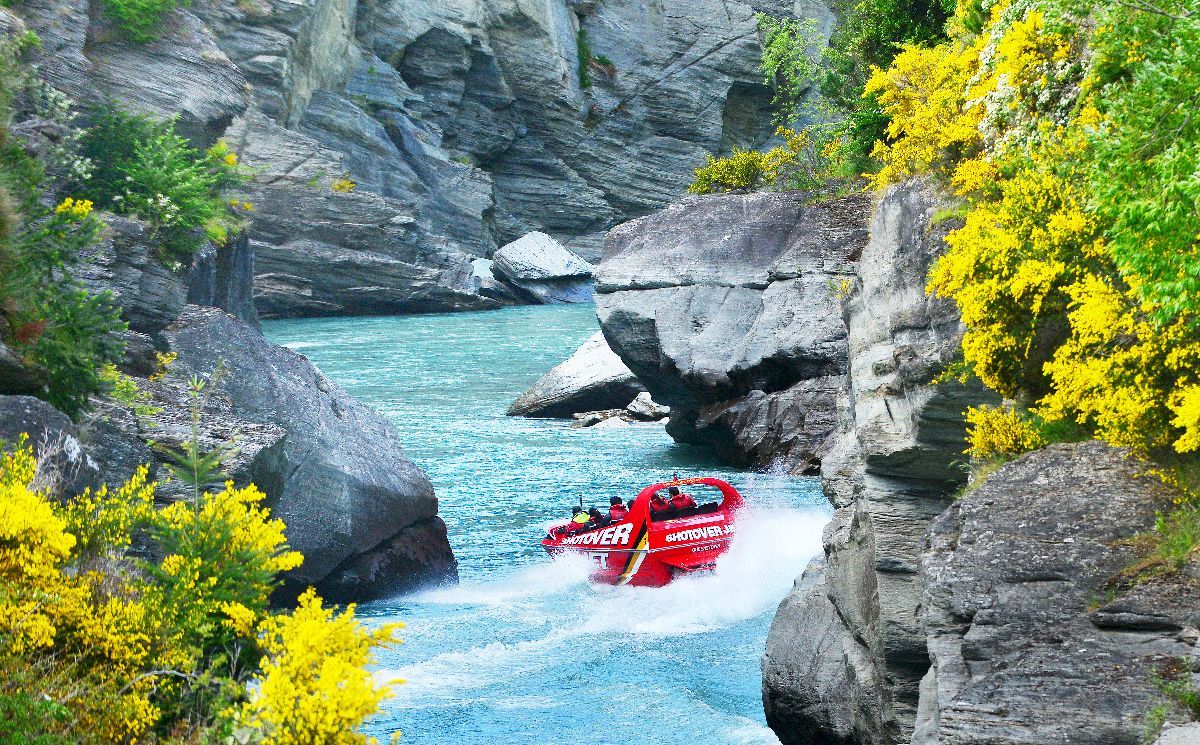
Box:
(0, 437), (403, 742)
(965, 405), (1047, 459)
(54, 196), (94, 220)
(238, 588), (403, 744)
(867, 0), (1200, 457)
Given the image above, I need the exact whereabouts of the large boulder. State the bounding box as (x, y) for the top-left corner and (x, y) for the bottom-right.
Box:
(916, 442), (1199, 745)
(0, 395), (99, 496)
(763, 557), (856, 745)
(161, 306), (457, 600)
(492, 232), (595, 304)
(596, 191), (870, 472)
(508, 331), (644, 417)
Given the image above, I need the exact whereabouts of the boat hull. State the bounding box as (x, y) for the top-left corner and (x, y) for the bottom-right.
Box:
(540, 478), (743, 586)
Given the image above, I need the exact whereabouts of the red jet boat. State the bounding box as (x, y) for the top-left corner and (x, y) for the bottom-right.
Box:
(541, 477), (745, 587)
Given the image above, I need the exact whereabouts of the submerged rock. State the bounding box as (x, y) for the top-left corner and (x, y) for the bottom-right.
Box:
(596, 191), (870, 472)
(508, 331), (644, 417)
(162, 306), (457, 600)
(493, 232), (596, 304)
(917, 442), (1198, 745)
(625, 391), (669, 421)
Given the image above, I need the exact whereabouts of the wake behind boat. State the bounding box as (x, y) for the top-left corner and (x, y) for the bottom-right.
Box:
(540, 477), (745, 586)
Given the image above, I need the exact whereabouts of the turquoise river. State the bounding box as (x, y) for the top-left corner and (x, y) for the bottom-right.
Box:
(263, 304), (830, 745)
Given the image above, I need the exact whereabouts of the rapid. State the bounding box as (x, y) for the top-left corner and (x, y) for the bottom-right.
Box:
(263, 304), (830, 745)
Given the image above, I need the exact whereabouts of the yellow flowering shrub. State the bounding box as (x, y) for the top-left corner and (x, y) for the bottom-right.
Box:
(868, 0), (1200, 460)
(53, 196), (94, 220)
(965, 405), (1047, 460)
(61, 464), (155, 561)
(238, 588), (403, 745)
(0, 437), (403, 742)
(689, 127), (847, 194)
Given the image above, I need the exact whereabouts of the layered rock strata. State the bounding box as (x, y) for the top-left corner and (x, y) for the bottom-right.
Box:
(595, 191), (871, 473)
(20, 0), (817, 318)
(916, 442), (1199, 745)
(763, 180), (996, 744)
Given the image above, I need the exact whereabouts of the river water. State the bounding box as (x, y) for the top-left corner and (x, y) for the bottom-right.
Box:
(263, 304), (830, 745)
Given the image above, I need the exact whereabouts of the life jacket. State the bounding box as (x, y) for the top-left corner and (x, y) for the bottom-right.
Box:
(649, 496), (669, 512)
(567, 513), (589, 532)
(670, 493), (697, 509)
(609, 504), (628, 521)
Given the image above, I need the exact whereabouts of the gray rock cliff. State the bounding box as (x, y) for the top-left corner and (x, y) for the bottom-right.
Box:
(763, 180), (996, 744)
(916, 442), (1199, 745)
(21, 0), (826, 317)
(596, 191), (870, 473)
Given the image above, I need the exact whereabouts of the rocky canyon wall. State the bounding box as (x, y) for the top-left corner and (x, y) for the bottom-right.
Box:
(19, 0), (834, 318)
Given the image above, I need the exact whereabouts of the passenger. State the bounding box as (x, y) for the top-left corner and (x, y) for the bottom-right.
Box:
(649, 492), (670, 514)
(566, 506), (589, 533)
(608, 495), (628, 522)
(588, 507), (611, 529)
(668, 486), (697, 510)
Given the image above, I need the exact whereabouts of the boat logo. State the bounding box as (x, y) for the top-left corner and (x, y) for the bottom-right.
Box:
(561, 523), (635, 547)
(664, 525), (731, 543)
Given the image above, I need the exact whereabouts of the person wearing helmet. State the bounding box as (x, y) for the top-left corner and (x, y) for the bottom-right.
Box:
(566, 505), (590, 534)
(608, 495), (628, 522)
(587, 507), (611, 529)
(668, 486), (697, 510)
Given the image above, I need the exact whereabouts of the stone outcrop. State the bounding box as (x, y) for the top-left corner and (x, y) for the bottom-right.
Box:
(762, 557), (856, 745)
(508, 331), (644, 417)
(21, 0), (822, 318)
(77, 215), (189, 335)
(221, 111), (497, 318)
(916, 442), (1199, 745)
(0, 395), (100, 497)
(157, 306), (457, 600)
(596, 191), (870, 473)
(492, 232), (595, 304)
(187, 231), (260, 327)
(763, 180), (996, 744)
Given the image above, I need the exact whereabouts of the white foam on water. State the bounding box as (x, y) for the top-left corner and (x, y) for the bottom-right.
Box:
(577, 506), (827, 636)
(382, 506), (826, 700)
(412, 552), (593, 606)
(279, 340), (319, 351)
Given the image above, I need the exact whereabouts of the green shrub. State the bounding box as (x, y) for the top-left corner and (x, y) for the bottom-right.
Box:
(78, 105), (245, 264)
(756, 14), (821, 122)
(1154, 503), (1200, 569)
(0, 41), (125, 419)
(0, 690), (74, 744)
(100, 0), (190, 42)
(754, 0), (950, 179)
(577, 29), (593, 89)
